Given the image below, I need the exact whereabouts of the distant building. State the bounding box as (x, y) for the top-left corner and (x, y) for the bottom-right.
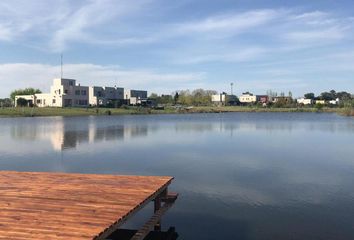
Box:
(211, 93), (237, 105)
(273, 96), (293, 103)
(329, 98), (339, 105)
(315, 100), (326, 105)
(297, 98), (313, 105)
(15, 78), (146, 107)
(89, 86), (124, 106)
(124, 89), (148, 105)
(14, 95), (36, 107)
(211, 94), (226, 104)
(15, 78), (89, 107)
(239, 93), (256, 104)
(256, 95), (269, 104)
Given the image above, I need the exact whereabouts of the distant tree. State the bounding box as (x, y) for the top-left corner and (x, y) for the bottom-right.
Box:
(175, 89), (218, 106)
(0, 98), (13, 107)
(16, 98), (28, 107)
(266, 90), (277, 102)
(149, 93), (158, 99)
(336, 91), (351, 100)
(330, 90), (337, 99)
(320, 91), (335, 101)
(10, 88), (42, 101)
(178, 90), (192, 105)
(159, 95), (173, 104)
(173, 92), (179, 104)
(205, 90), (218, 96)
(304, 93), (315, 99)
(315, 103), (324, 111)
(288, 91), (292, 98)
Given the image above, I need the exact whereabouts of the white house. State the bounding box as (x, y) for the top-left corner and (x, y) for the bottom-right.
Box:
(239, 93), (256, 103)
(297, 98), (313, 105)
(315, 100), (326, 105)
(15, 78), (146, 107)
(15, 78), (89, 107)
(329, 98), (339, 105)
(14, 95), (36, 107)
(211, 94), (226, 104)
(211, 94), (237, 105)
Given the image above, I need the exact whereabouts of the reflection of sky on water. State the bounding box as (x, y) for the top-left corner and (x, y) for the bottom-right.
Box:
(0, 112), (353, 239)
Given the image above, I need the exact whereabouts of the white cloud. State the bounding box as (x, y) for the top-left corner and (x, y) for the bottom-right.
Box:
(284, 26), (348, 43)
(1, 2), (353, 54)
(0, 0), (150, 51)
(282, 10), (353, 44)
(173, 47), (267, 64)
(176, 9), (284, 34)
(0, 63), (205, 97)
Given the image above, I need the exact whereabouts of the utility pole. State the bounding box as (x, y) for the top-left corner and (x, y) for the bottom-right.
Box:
(61, 53), (63, 79)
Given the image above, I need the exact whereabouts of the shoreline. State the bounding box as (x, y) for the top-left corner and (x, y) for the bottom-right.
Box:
(0, 106), (352, 118)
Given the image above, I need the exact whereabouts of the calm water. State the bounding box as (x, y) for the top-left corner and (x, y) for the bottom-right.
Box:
(1, 112), (354, 239)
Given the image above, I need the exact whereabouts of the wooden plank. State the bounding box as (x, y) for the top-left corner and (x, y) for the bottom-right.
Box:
(131, 193), (179, 240)
(0, 171), (173, 240)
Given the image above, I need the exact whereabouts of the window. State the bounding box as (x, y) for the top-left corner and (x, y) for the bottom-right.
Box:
(75, 90), (80, 95)
(52, 99), (56, 104)
(58, 89), (61, 95)
(81, 90), (87, 95)
(64, 89), (68, 94)
(77, 100), (88, 105)
(37, 99), (41, 104)
(69, 81), (74, 86)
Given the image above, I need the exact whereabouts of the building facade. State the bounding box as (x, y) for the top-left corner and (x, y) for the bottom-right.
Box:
(89, 86), (124, 106)
(15, 78), (147, 107)
(297, 98), (313, 105)
(211, 94), (226, 104)
(124, 89), (148, 105)
(239, 93), (257, 104)
(256, 95), (269, 104)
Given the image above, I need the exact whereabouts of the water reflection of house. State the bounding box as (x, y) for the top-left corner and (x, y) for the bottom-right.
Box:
(123, 125), (148, 139)
(11, 120), (149, 151)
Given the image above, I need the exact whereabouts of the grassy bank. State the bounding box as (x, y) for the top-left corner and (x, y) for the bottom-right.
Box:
(337, 107), (354, 117)
(0, 106), (350, 117)
(0, 107), (136, 117)
(179, 106), (323, 113)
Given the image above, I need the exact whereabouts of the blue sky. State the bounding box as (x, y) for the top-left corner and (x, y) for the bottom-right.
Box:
(0, 0), (354, 98)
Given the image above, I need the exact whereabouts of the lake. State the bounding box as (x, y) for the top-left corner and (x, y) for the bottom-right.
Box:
(0, 112), (354, 239)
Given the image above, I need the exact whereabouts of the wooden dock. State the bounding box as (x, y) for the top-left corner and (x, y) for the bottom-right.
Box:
(0, 171), (177, 240)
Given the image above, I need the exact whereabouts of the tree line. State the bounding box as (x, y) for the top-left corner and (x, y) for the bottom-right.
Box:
(304, 90), (352, 101)
(3, 86), (353, 108)
(149, 89), (218, 106)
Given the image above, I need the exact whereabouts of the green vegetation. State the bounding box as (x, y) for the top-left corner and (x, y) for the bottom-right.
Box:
(0, 107), (136, 117)
(2, 87), (352, 117)
(0, 105), (344, 118)
(149, 89), (218, 106)
(10, 88), (42, 101)
(339, 99), (354, 116)
(0, 98), (12, 107)
(16, 98), (29, 107)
